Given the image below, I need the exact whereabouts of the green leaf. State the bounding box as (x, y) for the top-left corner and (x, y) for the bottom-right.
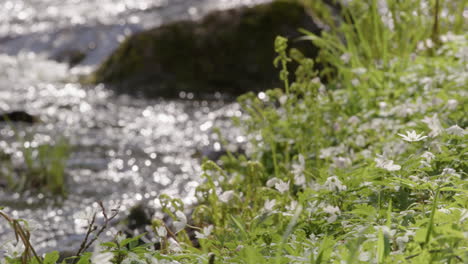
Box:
(76, 253), (92, 264)
(44, 251), (59, 264)
(100, 242), (118, 248)
(377, 230), (385, 264)
(120, 233), (146, 247)
(230, 215), (248, 240)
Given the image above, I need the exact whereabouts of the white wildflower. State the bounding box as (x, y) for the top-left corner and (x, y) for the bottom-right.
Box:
(396, 233), (410, 250)
(355, 135), (366, 147)
(408, 175), (419, 182)
(266, 177), (280, 188)
(279, 95), (288, 105)
(292, 154), (306, 186)
(294, 174), (306, 187)
(333, 157), (351, 168)
(347, 115), (360, 126)
(358, 251), (370, 261)
(275, 180), (289, 194)
(398, 130), (428, 142)
(167, 238), (182, 252)
(442, 168), (460, 177)
(91, 247), (113, 264)
(351, 67), (367, 75)
(438, 208), (451, 214)
(263, 199), (276, 212)
(319, 147), (333, 159)
(422, 114), (443, 137)
(446, 125), (465, 136)
(236, 245), (244, 252)
(173, 211), (187, 234)
(446, 99), (458, 110)
(323, 176), (347, 192)
(460, 209), (468, 223)
(425, 38), (434, 48)
(116, 233), (126, 243)
(145, 253), (160, 264)
(340, 53), (351, 63)
(195, 225), (213, 239)
(420, 160), (431, 168)
(122, 252), (145, 264)
(374, 225), (395, 238)
(286, 200), (298, 211)
(374, 155), (401, 171)
(3, 241), (25, 258)
(421, 151), (435, 162)
(420, 151), (435, 168)
(156, 226), (167, 238)
(359, 181), (373, 187)
(379, 101), (388, 110)
(323, 205), (340, 223)
(219, 190), (235, 203)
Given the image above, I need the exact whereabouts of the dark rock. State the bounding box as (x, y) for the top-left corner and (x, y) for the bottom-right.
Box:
(89, 0), (321, 98)
(52, 49), (87, 68)
(127, 204), (153, 230)
(0, 111), (39, 124)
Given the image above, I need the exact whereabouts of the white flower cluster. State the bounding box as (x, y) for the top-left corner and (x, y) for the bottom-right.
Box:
(375, 155), (401, 171)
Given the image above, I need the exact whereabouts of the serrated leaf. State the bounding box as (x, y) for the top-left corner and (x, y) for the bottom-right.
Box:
(120, 233), (146, 247)
(44, 251), (59, 264)
(100, 242), (118, 248)
(76, 253), (92, 264)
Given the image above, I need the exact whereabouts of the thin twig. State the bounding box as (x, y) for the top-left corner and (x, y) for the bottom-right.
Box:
(75, 212), (97, 257)
(74, 201), (120, 259)
(0, 211), (42, 264)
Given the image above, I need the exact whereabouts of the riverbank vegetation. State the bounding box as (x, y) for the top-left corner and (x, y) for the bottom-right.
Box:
(1, 0), (467, 263)
(0, 130), (69, 196)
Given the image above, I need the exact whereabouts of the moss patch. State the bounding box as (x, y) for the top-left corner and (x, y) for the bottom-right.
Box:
(92, 0), (320, 98)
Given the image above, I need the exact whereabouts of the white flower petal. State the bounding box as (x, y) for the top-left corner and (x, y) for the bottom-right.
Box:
(173, 211), (187, 233)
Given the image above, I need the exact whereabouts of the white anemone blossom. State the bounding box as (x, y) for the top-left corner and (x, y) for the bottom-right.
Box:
(2, 241), (25, 259)
(168, 238), (182, 252)
(156, 226), (167, 238)
(275, 180), (290, 194)
(421, 151), (435, 162)
(323, 176), (347, 192)
(195, 225), (213, 239)
(422, 114), (443, 137)
(322, 205), (340, 223)
(375, 155), (401, 171)
(266, 177), (280, 187)
(218, 190), (235, 203)
(446, 125), (466, 136)
(173, 211), (187, 234)
(292, 154), (306, 186)
(91, 246), (114, 264)
(263, 199), (276, 212)
(122, 252), (145, 264)
(398, 130), (428, 142)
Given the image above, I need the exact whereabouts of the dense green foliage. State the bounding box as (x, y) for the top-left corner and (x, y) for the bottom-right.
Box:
(1, 0), (467, 263)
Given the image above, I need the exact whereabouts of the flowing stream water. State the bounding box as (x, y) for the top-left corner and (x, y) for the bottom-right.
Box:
(0, 0), (269, 254)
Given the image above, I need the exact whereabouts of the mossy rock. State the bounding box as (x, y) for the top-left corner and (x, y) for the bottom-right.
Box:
(91, 0), (320, 98)
(0, 111), (39, 123)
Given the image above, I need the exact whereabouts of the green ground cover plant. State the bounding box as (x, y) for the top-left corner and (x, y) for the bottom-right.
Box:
(0, 131), (70, 196)
(1, 0), (467, 263)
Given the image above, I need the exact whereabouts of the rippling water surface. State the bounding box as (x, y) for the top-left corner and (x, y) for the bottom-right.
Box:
(0, 0), (267, 253)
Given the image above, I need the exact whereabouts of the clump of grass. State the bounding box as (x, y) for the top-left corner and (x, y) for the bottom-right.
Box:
(0, 135), (70, 196)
